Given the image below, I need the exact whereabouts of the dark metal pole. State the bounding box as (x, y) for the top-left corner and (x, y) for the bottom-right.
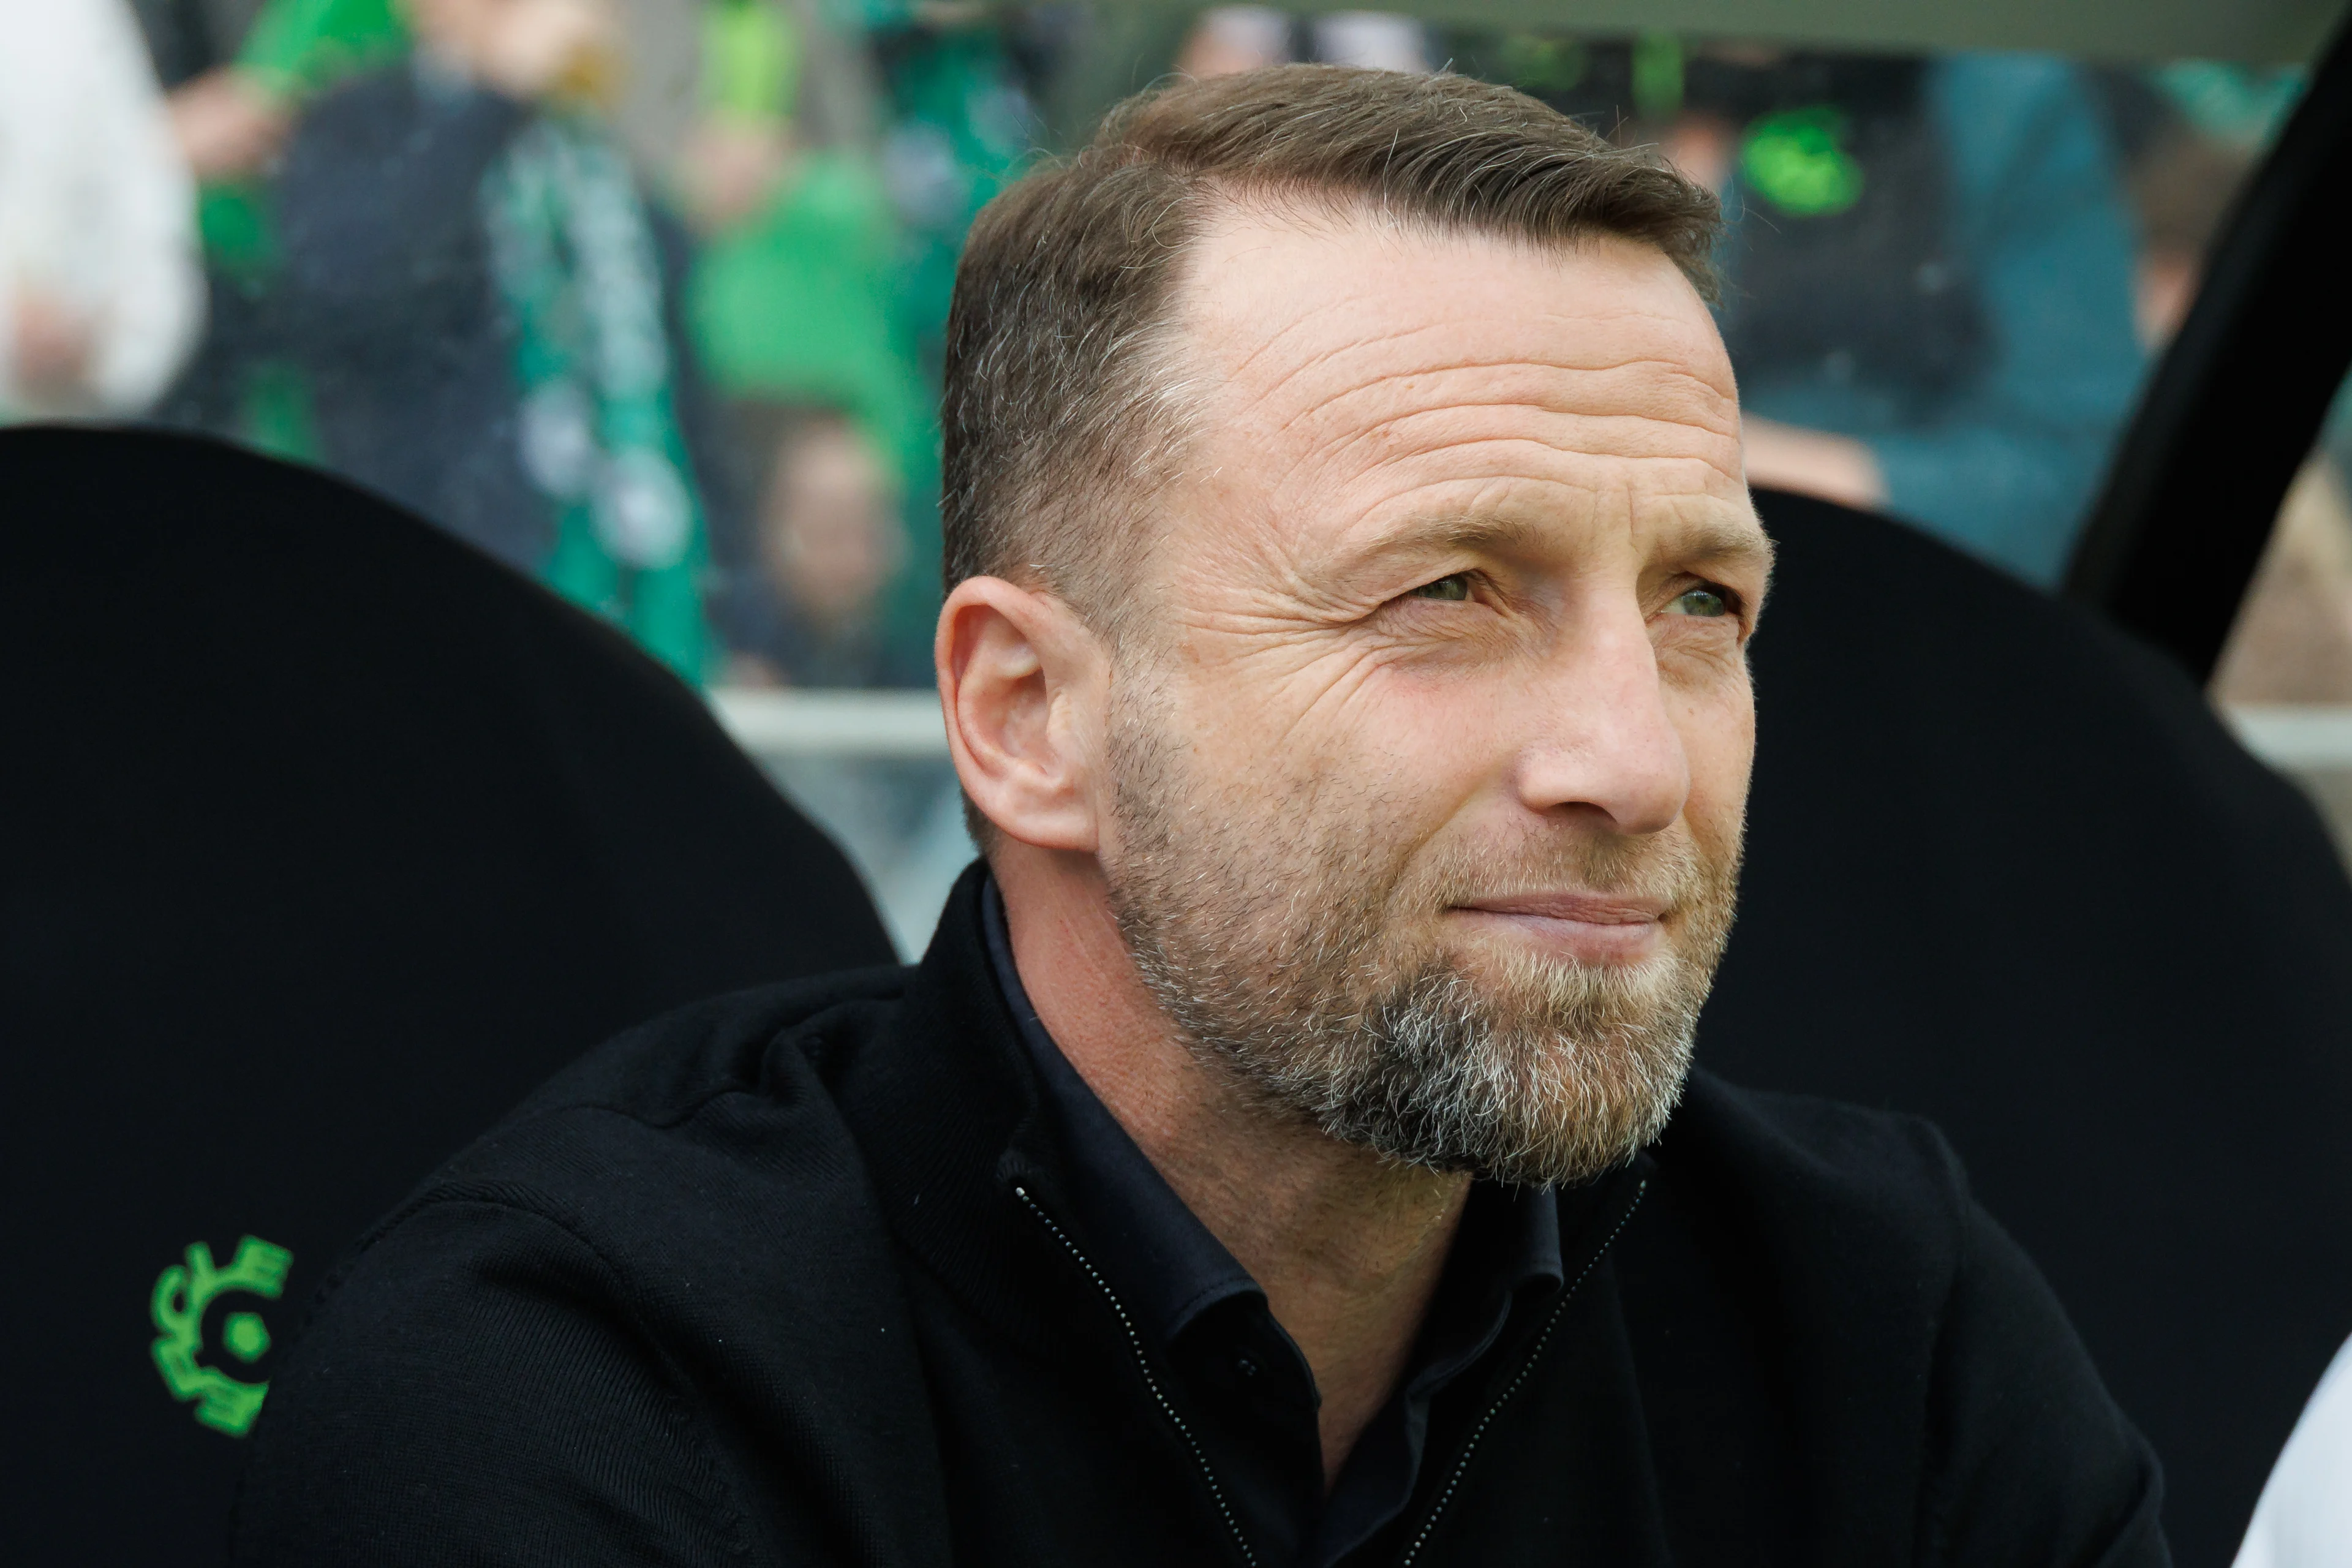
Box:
(2064, 16), (2352, 680)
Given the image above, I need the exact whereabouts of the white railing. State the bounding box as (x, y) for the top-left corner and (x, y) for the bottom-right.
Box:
(710, 688), (2352, 772)
(2226, 706), (2352, 771)
(708, 688), (948, 760)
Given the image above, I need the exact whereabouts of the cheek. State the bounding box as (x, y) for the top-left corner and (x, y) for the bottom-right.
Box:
(1173, 650), (1498, 832)
(1314, 668), (1531, 867)
(1667, 669), (1756, 840)
(1169, 628), (1388, 766)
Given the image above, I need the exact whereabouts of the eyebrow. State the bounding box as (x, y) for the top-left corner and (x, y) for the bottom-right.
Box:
(1412, 514), (1560, 559)
(1371, 510), (1776, 581)
(1670, 514), (1777, 582)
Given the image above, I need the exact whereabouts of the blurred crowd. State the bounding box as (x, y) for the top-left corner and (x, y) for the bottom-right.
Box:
(1, 0), (2336, 694)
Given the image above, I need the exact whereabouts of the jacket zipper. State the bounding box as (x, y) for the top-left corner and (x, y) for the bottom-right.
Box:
(1013, 1184), (1262, 1568)
(1395, 1178), (1647, 1567)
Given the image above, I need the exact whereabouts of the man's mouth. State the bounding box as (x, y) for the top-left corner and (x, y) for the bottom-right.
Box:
(1447, 892), (1670, 963)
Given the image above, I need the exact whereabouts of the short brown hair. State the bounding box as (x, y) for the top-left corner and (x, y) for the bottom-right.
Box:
(940, 64), (1721, 629)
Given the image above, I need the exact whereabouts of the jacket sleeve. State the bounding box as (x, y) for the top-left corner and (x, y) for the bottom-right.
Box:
(1918, 1196), (2171, 1568)
(231, 1198), (758, 1566)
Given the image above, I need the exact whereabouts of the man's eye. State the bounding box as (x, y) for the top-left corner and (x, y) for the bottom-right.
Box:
(1406, 573), (1474, 602)
(1666, 586), (1732, 618)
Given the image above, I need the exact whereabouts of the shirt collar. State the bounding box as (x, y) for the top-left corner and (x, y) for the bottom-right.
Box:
(979, 878), (1564, 1351)
(982, 879), (1261, 1345)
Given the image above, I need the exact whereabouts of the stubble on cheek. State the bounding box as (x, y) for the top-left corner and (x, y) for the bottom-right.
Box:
(1102, 674), (1406, 1003)
(1098, 671), (1747, 1183)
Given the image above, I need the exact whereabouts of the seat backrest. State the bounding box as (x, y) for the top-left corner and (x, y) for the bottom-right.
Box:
(1706, 489), (2352, 1568)
(0, 429), (897, 1566)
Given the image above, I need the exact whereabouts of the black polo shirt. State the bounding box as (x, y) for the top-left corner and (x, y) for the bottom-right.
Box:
(980, 883), (1565, 1567)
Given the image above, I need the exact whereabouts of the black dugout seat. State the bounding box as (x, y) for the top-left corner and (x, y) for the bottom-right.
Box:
(0, 428), (895, 1566)
(1706, 489), (2352, 1568)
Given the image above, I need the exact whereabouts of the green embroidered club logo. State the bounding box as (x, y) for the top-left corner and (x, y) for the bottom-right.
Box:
(151, 1235), (292, 1438)
(1740, 106), (1866, 217)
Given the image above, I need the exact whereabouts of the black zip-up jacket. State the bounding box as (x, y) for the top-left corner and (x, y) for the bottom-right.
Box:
(231, 870), (2168, 1566)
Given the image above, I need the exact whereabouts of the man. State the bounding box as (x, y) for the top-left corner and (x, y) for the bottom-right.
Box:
(232, 67), (2166, 1565)
(271, 0), (721, 680)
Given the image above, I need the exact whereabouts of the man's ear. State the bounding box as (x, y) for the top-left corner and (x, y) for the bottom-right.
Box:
(936, 576), (1107, 853)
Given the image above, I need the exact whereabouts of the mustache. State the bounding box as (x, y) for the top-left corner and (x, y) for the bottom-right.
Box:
(1406, 825), (1732, 919)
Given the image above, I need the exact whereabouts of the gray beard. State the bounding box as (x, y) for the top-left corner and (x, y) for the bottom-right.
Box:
(1099, 691), (1740, 1188)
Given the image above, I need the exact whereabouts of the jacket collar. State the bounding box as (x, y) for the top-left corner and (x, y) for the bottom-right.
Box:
(826, 861), (1647, 1364)
(825, 863), (1101, 1356)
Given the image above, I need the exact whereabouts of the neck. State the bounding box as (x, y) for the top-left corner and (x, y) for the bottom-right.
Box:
(995, 847), (1471, 1486)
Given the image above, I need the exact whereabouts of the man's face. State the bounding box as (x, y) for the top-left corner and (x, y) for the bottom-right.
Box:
(1096, 213), (1767, 1185)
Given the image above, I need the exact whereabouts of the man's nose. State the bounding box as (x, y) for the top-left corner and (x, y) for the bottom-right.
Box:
(1509, 608), (1690, 837)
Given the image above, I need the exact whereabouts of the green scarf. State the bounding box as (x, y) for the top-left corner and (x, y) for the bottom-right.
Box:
(481, 115), (711, 683)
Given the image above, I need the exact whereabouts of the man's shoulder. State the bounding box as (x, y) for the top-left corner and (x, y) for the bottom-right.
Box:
(1640, 1074), (2166, 1562)
(1671, 1069), (1966, 1197)
(293, 962), (927, 1396)
(1651, 1069), (1976, 1286)
(504, 965), (911, 1126)
(363, 967), (912, 1254)
(235, 967), (952, 1566)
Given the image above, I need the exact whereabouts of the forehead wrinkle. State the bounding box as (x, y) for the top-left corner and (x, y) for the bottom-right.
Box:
(1259, 362), (1741, 458)
(1199, 281), (1387, 393)
(1278, 396), (1741, 484)
(1219, 350), (1743, 506)
(1261, 416), (1744, 526)
(1216, 318), (1737, 439)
